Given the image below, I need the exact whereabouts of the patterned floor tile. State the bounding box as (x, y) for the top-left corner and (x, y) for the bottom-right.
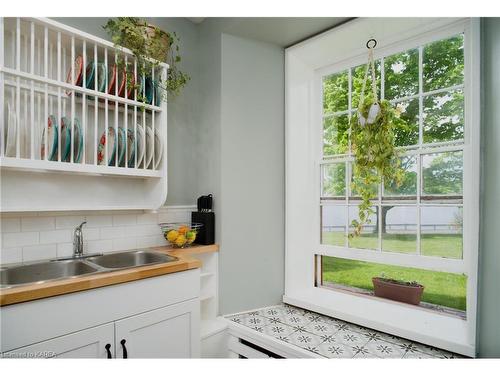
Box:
(316, 342), (356, 358)
(430, 351), (465, 359)
(287, 331), (324, 351)
(261, 323), (295, 339)
(225, 304), (466, 359)
(264, 315), (286, 325)
(230, 313), (270, 329)
(332, 320), (364, 333)
(352, 345), (377, 358)
(333, 329), (371, 347)
(302, 311), (334, 324)
(305, 321), (339, 336)
(371, 331), (413, 346)
(257, 306), (286, 319)
(362, 339), (407, 358)
(288, 323), (311, 335)
(317, 333), (339, 344)
(282, 314), (311, 326)
(403, 351), (439, 359)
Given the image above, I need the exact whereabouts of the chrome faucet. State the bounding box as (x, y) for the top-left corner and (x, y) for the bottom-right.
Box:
(73, 221), (87, 258)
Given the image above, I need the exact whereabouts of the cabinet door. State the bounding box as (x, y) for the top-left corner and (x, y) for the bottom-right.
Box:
(2, 323), (115, 359)
(115, 299), (200, 358)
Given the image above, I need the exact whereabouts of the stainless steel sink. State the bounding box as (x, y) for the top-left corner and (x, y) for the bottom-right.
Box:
(85, 250), (177, 269)
(0, 260), (99, 287)
(0, 250), (178, 289)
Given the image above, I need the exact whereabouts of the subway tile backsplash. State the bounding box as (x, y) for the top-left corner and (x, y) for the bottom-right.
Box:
(0, 206), (194, 265)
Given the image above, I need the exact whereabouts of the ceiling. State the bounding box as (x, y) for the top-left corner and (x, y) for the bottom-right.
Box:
(189, 17), (351, 47)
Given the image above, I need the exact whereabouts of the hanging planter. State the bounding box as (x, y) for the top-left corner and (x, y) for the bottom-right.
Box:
(349, 39), (404, 237)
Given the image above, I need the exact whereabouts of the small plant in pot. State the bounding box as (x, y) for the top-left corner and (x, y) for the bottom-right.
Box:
(103, 17), (190, 104)
(372, 273), (424, 305)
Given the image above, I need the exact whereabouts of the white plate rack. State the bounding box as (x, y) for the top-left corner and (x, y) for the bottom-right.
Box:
(0, 18), (169, 212)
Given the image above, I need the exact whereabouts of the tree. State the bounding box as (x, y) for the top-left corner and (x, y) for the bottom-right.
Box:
(423, 152), (463, 195)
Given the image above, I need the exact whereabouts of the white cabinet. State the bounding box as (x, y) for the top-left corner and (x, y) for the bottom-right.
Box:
(115, 300), (200, 358)
(3, 323), (114, 359)
(1, 270), (200, 358)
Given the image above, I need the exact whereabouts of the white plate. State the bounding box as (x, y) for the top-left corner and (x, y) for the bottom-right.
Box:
(5, 103), (17, 157)
(153, 128), (163, 170)
(144, 126), (154, 169)
(136, 124), (146, 168)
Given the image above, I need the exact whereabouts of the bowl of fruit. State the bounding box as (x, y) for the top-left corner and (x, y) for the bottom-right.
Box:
(159, 222), (203, 248)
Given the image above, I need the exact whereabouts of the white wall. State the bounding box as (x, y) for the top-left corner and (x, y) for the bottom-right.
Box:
(218, 34), (285, 314)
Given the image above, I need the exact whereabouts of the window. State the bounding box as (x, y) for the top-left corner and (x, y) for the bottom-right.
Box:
(319, 34), (467, 312)
(286, 18), (479, 355)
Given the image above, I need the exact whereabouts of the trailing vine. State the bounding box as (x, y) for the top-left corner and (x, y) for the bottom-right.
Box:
(103, 17), (190, 103)
(350, 97), (404, 237)
(349, 87), (404, 237)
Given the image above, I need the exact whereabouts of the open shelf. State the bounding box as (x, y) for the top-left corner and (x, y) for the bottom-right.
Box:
(0, 157), (163, 178)
(1, 17), (168, 212)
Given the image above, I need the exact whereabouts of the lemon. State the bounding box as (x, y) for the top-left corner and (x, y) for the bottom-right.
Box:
(166, 230), (179, 243)
(178, 225), (189, 235)
(186, 231), (196, 244)
(175, 234), (187, 247)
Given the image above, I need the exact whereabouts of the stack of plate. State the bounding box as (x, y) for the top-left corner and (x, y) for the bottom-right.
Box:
(40, 116), (84, 163)
(66, 56), (161, 105)
(96, 124), (163, 169)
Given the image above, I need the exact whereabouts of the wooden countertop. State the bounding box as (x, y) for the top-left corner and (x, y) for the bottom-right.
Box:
(0, 244), (219, 307)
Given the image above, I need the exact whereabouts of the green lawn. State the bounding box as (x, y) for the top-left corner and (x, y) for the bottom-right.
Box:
(322, 232), (462, 258)
(321, 256), (467, 311)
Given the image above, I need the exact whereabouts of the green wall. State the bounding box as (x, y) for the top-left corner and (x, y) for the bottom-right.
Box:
(478, 17), (500, 358)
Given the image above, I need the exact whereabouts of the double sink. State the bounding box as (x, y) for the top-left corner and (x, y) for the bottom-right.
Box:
(0, 250), (178, 289)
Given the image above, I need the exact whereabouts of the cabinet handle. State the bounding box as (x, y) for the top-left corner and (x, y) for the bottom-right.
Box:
(105, 343), (112, 359)
(120, 339), (128, 359)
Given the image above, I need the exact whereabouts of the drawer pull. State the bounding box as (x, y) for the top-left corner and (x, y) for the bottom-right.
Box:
(105, 343), (112, 359)
(120, 339), (128, 359)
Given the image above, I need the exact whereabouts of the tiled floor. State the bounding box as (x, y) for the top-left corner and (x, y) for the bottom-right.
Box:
(225, 303), (466, 359)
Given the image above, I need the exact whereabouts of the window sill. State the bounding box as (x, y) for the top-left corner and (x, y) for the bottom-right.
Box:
(320, 282), (466, 320)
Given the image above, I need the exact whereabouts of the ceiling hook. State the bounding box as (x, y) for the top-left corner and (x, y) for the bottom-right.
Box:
(366, 38), (377, 49)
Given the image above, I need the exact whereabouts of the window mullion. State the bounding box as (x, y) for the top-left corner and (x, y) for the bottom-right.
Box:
(346, 67), (352, 247)
(380, 57), (385, 101)
(417, 45), (424, 256)
(348, 67), (352, 156)
(345, 161), (350, 247)
(418, 45), (424, 148)
(378, 57), (385, 252)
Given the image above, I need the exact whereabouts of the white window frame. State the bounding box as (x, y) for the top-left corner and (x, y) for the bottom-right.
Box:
(284, 18), (480, 357)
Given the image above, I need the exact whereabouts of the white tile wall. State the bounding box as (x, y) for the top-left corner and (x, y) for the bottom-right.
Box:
(0, 206), (194, 264)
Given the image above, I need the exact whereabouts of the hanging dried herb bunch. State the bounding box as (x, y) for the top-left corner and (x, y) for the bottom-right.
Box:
(103, 17), (190, 101)
(349, 41), (404, 237)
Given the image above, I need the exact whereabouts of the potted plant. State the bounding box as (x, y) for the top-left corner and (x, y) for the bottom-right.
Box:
(372, 275), (424, 305)
(103, 17), (190, 102)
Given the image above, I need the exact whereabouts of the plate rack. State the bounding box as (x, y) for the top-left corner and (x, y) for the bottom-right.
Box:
(0, 17), (169, 212)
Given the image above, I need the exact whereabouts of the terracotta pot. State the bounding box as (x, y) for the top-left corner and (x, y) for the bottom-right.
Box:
(143, 25), (170, 62)
(372, 277), (424, 305)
